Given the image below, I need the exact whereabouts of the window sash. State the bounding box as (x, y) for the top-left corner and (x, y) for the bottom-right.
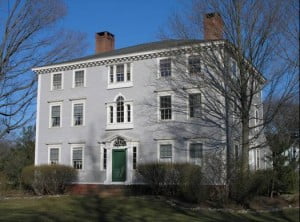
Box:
(190, 143), (203, 159)
(116, 97), (124, 123)
(73, 148), (83, 169)
(127, 104), (131, 122)
(188, 56), (201, 74)
(103, 148), (107, 170)
(116, 64), (124, 82)
(52, 73), (62, 90)
(126, 63), (131, 81)
(160, 96), (172, 120)
(189, 94), (201, 118)
(50, 148), (59, 164)
(109, 106), (113, 123)
(133, 146), (137, 169)
(73, 103), (83, 126)
(160, 59), (171, 77)
(51, 105), (60, 127)
(109, 66), (114, 83)
(160, 144), (172, 158)
(74, 70), (84, 87)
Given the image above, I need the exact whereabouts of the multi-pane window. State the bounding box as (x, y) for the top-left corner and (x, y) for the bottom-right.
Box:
(127, 104), (131, 122)
(160, 58), (171, 77)
(49, 148), (59, 165)
(51, 105), (61, 127)
(190, 143), (203, 165)
(160, 144), (172, 162)
(109, 106), (113, 123)
(73, 103), (84, 126)
(160, 96), (172, 120)
(133, 146), (137, 169)
(188, 56), (201, 74)
(189, 94), (201, 118)
(109, 66), (114, 83)
(126, 63), (131, 81)
(108, 63), (132, 86)
(116, 96), (124, 123)
(74, 70), (85, 87)
(103, 148), (107, 170)
(72, 147), (83, 170)
(52, 73), (62, 90)
(116, 64), (124, 82)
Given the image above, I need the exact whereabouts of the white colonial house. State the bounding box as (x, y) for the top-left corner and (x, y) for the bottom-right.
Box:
(33, 13), (268, 185)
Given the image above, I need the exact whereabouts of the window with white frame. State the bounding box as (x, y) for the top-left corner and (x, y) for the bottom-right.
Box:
(189, 143), (203, 165)
(73, 70), (85, 88)
(106, 95), (133, 130)
(133, 146), (137, 169)
(159, 58), (171, 77)
(189, 93), (201, 118)
(160, 144), (172, 162)
(160, 96), (172, 120)
(49, 146), (60, 165)
(188, 56), (201, 74)
(72, 146), (83, 170)
(116, 96), (124, 123)
(72, 100), (85, 126)
(108, 63), (132, 88)
(52, 73), (62, 90)
(49, 102), (62, 128)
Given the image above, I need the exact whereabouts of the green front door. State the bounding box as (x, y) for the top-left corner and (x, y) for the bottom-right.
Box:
(112, 149), (126, 182)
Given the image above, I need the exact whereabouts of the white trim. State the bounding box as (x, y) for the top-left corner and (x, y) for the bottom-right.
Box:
(50, 72), (64, 91)
(157, 57), (173, 79)
(35, 74), (42, 165)
(71, 144), (85, 170)
(186, 89), (203, 120)
(48, 145), (61, 165)
(107, 63), (133, 89)
(157, 140), (175, 162)
(157, 92), (175, 122)
(72, 68), (86, 88)
(32, 41), (226, 72)
(71, 100), (86, 127)
(48, 101), (63, 128)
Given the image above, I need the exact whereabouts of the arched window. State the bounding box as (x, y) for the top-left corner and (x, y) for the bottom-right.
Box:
(116, 96), (124, 123)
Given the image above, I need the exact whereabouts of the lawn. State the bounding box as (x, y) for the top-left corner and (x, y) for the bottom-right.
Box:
(0, 195), (299, 222)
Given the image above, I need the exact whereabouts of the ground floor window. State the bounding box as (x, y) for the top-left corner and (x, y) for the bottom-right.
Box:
(72, 146), (83, 170)
(160, 144), (172, 162)
(49, 147), (59, 165)
(189, 143), (203, 165)
(133, 146), (137, 169)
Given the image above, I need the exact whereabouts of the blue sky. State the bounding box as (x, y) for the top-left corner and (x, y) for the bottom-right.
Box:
(63, 0), (182, 55)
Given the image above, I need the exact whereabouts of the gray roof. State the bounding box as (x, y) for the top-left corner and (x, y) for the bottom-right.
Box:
(46, 39), (222, 67)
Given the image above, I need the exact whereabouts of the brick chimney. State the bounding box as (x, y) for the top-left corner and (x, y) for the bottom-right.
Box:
(204, 13), (223, 40)
(95, 31), (115, 54)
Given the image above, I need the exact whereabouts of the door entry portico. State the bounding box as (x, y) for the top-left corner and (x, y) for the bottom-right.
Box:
(112, 149), (126, 182)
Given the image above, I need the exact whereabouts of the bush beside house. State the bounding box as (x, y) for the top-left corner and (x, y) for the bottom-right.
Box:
(21, 165), (77, 195)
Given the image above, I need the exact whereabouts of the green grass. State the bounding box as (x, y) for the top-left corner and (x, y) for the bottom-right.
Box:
(0, 195), (299, 222)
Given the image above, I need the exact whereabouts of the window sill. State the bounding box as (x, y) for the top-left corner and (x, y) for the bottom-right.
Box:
(106, 123), (133, 130)
(107, 82), (133, 89)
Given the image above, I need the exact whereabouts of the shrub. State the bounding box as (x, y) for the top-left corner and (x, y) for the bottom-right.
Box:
(21, 165), (77, 195)
(230, 169), (273, 204)
(137, 163), (203, 203)
(0, 171), (9, 196)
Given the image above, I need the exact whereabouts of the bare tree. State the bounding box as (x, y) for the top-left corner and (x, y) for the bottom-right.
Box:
(154, 0), (299, 178)
(0, 0), (87, 138)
